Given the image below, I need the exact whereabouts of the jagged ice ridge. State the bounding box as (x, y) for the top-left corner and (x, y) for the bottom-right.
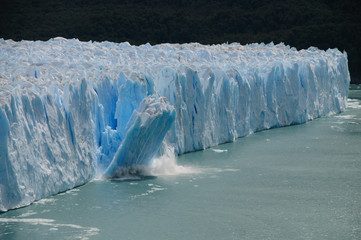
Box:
(0, 38), (350, 211)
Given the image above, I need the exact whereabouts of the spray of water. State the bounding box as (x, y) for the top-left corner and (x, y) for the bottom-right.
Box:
(97, 145), (200, 181)
(149, 145), (200, 176)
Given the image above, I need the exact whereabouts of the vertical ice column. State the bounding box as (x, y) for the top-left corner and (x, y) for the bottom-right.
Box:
(103, 95), (175, 178)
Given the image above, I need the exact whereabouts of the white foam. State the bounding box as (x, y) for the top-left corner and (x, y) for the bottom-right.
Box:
(335, 115), (357, 119)
(0, 218), (99, 240)
(18, 210), (37, 217)
(347, 99), (361, 109)
(131, 185), (167, 199)
(208, 168), (240, 173)
(34, 198), (57, 205)
(331, 125), (345, 132)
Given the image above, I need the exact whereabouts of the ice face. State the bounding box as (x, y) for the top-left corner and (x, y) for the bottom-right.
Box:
(0, 38), (350, 211)
(0, 79), (96, 211)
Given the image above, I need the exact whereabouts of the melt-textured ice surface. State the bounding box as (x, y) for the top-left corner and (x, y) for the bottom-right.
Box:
(0, 37), (350, 211)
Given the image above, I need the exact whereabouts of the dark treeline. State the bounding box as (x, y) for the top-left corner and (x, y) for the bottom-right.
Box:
(1, 0), (360, 83)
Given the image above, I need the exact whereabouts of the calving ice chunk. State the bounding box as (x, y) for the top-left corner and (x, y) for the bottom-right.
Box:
(103, 95), (175, 178)
(0, 38), (350, 211)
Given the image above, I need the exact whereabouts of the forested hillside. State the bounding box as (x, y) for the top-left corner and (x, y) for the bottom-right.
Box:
(1, 0), (360, 83)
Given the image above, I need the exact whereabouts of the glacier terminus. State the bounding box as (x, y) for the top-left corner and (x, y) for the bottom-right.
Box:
(0, 38), (350, 211)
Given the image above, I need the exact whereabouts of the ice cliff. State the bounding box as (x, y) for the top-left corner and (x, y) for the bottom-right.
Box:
(0, 38), (350, 211)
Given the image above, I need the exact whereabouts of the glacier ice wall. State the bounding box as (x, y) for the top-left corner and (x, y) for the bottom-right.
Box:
(0, 38), (350, 211)
(160, 53), (350, 153)
(0, 79), (96, 211)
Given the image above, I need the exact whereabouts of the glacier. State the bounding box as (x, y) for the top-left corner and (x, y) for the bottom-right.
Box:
(0, 38), (350, 211)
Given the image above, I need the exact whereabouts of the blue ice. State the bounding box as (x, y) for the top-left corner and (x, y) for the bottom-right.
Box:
(0, 38), (350, 211)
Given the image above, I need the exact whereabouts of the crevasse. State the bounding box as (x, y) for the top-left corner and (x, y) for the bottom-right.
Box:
(0, 38), (350, 211)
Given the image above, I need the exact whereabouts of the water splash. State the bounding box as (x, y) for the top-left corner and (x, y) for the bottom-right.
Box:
(150, 146), (200, 176)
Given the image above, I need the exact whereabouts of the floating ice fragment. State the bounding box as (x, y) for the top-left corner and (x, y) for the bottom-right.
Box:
(212, 149), (228, 153)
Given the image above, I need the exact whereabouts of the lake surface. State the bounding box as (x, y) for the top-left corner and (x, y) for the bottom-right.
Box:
(1, 86), (361, 240)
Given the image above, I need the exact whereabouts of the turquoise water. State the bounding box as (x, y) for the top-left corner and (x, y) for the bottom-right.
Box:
(1, 86), (361, 240)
